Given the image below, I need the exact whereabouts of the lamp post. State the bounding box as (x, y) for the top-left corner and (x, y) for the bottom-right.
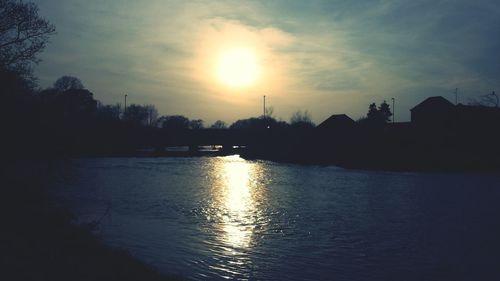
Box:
(391, 97), (395, 123)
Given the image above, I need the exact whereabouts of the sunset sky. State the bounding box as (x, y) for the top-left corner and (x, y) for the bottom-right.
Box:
(34, 0), (500, 124)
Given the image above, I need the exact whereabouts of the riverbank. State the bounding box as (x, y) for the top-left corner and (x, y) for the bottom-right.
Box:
(0, 160), (182, 281)
(71, 148), (500, 173)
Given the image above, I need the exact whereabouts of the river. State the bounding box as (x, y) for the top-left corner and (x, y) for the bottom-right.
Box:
(48, 155), (500, 281)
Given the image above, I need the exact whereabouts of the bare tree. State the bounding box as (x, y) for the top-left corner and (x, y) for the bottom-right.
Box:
(264, 106), (274, 119)
(122, 104), (158, 127)
(53, 76), (84, 92)
(159, 115), (190, 130)
(0, 0), (55, 73)
(290, 110), (314, 128)
(189, 119), (204, 129)
(210, 120), (227, 129)
(468, 91), (498, 107)
(97, 103), (121, 120)
(144, 104), (158, 126)
(123, 104), (149, 126)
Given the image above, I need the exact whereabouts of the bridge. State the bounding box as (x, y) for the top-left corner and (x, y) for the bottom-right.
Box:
(117, 127), (310, 157)
(148, 129), (280, 151)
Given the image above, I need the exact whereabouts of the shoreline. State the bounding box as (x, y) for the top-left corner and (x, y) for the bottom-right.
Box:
(49, 149), (500, 174)
(1, 160), (182, 281)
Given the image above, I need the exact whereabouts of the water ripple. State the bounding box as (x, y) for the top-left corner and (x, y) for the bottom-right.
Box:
(49, 156), (500, 281)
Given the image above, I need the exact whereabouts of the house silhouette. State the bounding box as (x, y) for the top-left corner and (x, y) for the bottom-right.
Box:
(316, 114), (356, 131)
(410, 95), (500, 130)
(410, 96), (455, 127)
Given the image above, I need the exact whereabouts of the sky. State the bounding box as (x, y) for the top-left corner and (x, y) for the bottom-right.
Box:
(34, 0), (500, 124)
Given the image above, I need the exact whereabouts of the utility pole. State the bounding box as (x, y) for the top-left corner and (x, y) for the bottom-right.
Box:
(391, 97), (395, 123)
(263, 95), (266, 118)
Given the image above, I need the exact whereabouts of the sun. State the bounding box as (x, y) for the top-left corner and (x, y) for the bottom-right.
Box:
(216, 48), (258, 88)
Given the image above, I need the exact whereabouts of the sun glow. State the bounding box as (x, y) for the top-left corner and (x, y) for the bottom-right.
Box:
(192, 20), (295, 104)
(216, 48), (259, 88)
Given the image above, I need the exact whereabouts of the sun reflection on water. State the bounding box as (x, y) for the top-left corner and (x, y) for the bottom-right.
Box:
(213, 155), (263, 252)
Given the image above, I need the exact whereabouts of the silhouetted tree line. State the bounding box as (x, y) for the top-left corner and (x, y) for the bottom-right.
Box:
(6, 0), (496, 171)
(3, 66), (322, 157)
(1, 0), (321, 156)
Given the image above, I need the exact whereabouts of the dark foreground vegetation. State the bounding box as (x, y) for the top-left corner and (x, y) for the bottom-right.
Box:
(0, 1), (182, 279)
(1, 160), (182, 281)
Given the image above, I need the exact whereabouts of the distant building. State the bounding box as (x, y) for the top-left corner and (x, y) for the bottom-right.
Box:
(410, 96), (455, 127)
(411, 95), (500, 131)
(316, 114), (356, 132)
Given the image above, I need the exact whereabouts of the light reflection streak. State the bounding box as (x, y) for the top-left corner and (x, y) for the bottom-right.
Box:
(213, 155), (263, 252)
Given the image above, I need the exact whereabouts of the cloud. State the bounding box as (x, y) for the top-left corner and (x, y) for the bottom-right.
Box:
(34, 0), (500, 123)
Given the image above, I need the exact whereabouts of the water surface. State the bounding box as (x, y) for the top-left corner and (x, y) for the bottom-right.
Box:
(50, 156), (500, 280)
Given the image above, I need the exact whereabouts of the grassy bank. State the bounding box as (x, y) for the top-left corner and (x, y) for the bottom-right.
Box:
(0, 159), (182, 281)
